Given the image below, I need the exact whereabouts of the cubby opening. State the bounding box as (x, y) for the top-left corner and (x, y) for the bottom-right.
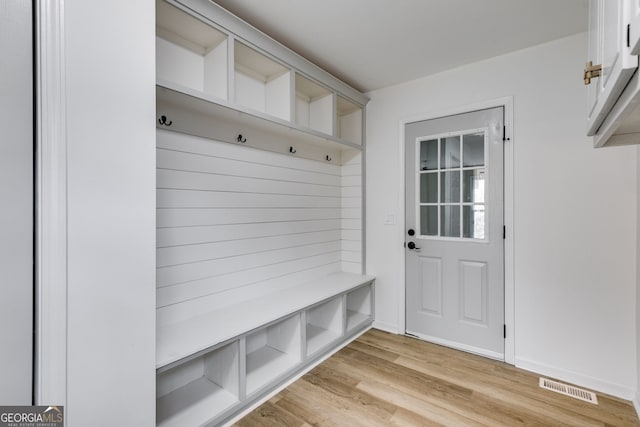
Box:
(156, 0), (228, 100)
(346, 285), (372, 332)
(234, 41), (291, 121)
(336, 95), (363, 145)
(156, 341), (240, 427)
(245, 315), (301, 395)
(295, 74), (333, 134)
(305, 297), (344, 356)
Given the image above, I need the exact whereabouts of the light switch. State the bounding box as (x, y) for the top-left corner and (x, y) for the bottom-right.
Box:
(384, 213), (396, 225)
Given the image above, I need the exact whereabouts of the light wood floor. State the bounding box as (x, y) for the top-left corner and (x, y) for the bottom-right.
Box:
(235, 329), (639, 427)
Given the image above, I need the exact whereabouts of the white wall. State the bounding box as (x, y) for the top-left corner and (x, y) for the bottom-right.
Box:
(0, 0), (32, 405)
(366, 33), (638, 398)
(65, 0), (156, 424)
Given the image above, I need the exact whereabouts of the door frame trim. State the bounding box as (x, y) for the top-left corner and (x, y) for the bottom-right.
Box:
(398, 97), (515, 364)
(34, 0), (68, 406)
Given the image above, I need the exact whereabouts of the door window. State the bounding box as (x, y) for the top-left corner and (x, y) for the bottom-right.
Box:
(417, 130), (487, 239)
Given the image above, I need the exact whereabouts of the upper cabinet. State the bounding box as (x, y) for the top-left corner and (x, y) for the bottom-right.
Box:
(155, 0), (367, 153)
(586, 0), (640, 146)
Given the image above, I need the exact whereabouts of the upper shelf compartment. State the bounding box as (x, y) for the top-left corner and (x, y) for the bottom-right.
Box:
(234, 41), (291, 122)
(295, 74), (333, 135)
(156, 0), (228, 101)
(156, 0), (368, 150)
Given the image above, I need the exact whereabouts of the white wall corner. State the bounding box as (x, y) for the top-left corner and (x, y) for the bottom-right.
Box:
(373, 320), (400, 334)
(515, 356), (636, 401)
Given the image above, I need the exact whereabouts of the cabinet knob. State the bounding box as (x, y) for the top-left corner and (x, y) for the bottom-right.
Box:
(584, 61), (602, 85)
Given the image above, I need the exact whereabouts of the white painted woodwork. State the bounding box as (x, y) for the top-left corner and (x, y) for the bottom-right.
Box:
(246, 315), (301, 395)
(306, 297), (344, 356)
(156, 0), (228, 99)
(586, 0), (638, 136)
(337, 95), (363, 145)
(61, 0), (157, 424)
(157, 341), (240, 427)
(341, 150), (363, 273)
(1, 0), (32, 405)
(234, 41), (291, 121)
(346, 285), (373, 332)
(628, 0), (640, 54)
(295, 74), (334, 134)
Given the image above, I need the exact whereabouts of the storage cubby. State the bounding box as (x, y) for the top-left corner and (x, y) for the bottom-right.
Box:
(234, 41), (291, 121)
(156, 341), (240, 427)
(295, 74), (333, 134)
(305, 297), (344, 357)
(156, 0), (228, 100)
(336, 95), (363, 145)
(346, 284), (373, 332)
(245, 315), (301, 395)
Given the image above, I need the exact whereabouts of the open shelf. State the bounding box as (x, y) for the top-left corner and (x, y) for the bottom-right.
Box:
(234, 41), (291, 121)
(346, 284), (373, 332)
(245, 315), (301, 395)
(337, 95), (363, 146)
(305, 297), (344, 356)
(295, 74), (333, 135)
(156, 0), (228, 100)
(156, 341), (240, 427)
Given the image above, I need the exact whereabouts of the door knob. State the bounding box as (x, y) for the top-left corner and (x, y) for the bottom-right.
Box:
(407, 242), (421, 250)
(407, 229), (415, 236)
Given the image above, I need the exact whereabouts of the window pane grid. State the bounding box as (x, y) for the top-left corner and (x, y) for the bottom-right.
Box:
(418, 131), (487, 239)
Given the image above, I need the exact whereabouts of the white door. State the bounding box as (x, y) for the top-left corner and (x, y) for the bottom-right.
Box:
(628, 0), (640, 55)
(0, 0), (33, 404)
(405, 107), (504, 359)
(586, 0), (638, 135)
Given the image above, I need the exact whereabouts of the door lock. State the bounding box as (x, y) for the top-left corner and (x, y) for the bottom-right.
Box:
(407, 229), (415, 236)
(407, 242), (421, 250)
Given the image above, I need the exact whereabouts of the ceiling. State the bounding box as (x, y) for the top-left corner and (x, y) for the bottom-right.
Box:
(212, 0), (589, 93)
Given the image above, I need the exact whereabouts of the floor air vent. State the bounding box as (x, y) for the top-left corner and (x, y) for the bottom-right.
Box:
(539, 378), (598, 404)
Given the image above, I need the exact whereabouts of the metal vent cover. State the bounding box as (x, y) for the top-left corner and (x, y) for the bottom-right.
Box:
(539, 377), (598, 404)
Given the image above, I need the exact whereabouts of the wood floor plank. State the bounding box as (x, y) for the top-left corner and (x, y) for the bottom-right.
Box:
(235, 330), (640, 427)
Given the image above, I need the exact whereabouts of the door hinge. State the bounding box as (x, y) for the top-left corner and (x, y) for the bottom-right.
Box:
(503, 324), (506, 339)
(503, 225), (506, 239)
(628, 24), (631, 48)
(584, 61), (602, 85)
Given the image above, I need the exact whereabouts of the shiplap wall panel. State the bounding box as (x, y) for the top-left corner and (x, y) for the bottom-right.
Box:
(157, 241), (340, 287)
(156, 130), (360, 322)
(158, 263), (342, 324)
(157, 219), (340, 247)
(341, 151), (362, 274)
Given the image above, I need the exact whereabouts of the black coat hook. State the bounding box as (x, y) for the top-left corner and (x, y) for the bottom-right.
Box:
(289, 146), (296, 154)
(237, 134), (247, 143)
(325, 155), (332, 161)
(158, 115), (172, 126)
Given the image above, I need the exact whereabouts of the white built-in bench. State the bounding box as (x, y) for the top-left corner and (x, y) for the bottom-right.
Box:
(156, 272), (374, 427)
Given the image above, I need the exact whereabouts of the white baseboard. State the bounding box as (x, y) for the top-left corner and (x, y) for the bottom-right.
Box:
(372, 320), (399, 334)
(515, 356), (635, 401)
(633, 392), (640, 420)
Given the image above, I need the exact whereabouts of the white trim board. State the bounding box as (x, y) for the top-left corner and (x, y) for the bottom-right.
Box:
(34, 0), (68, 406)
(634, 393), (640, 420)
(396, 97), (515, 364)
(515, 356), (636, 401)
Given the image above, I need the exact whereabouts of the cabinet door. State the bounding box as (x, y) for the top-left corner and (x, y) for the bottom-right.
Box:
(630, 0), (640, 54)
(586, 0), (638, 136)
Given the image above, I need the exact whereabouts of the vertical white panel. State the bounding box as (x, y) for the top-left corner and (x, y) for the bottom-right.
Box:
(460, 261), (487, 324)
(295, 94), (310, 127)
(339, 109), (363, 145)
(156, 37), (204, 91)
(266, 71), (291, 121)
(0, 0), (32, 405)
(204, 342), (240, 396)
(310, 94), (333, 134)
(65, 0), (156, 424)
(419, 257), (442, 315)
(157, 357), (204, 398)
(203, 40), (228, 99)
(235, 71), (265, 112)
